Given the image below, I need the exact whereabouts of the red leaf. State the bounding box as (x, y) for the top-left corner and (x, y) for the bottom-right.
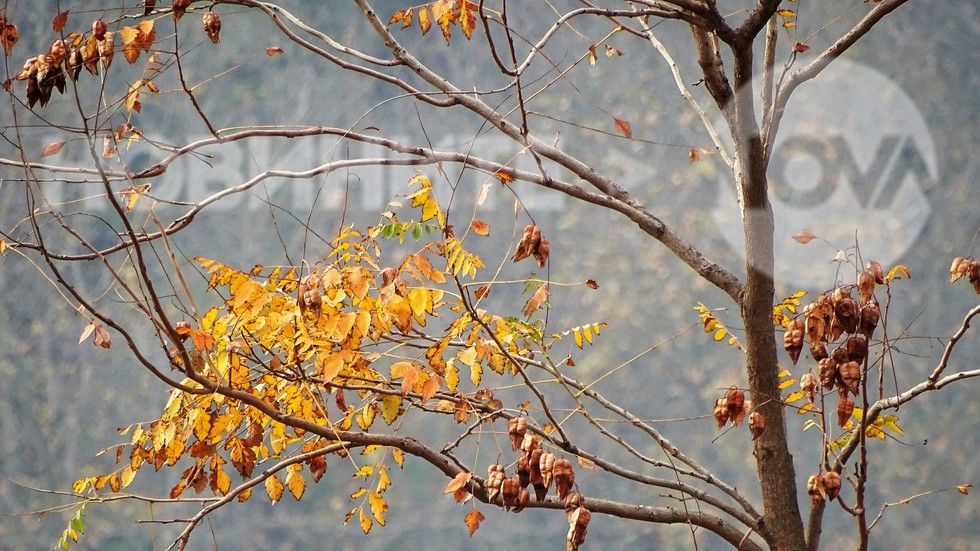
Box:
(794, 42), (810, 53)
(266, 47), (283, 56)
(586, 279), (599, 289)
(792, 229), (816, 244)
(40, 141), (66, 157)
(613, 117), (632, 139)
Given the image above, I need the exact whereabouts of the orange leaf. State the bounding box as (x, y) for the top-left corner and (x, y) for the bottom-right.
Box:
(432, 0), (456, 44)
(777, 9), (796, 17)
(464, 509), (485, 536)
(586, 279), (599, 289)
(958, 483), (972, 495)
(794, 42), (810, 53)
(494, 170), (514, 185)
(418, 6), (432, 35)
(443, 471), (472, 495)
(470, 219), (490, 236)
(40, 141), (66, 157)
(266, 47), (283, 56)
(52, 11), (69, 32)
(792, 229), (816, 244)
(613, 117), (632, 139)
(458, 0), (476, 40)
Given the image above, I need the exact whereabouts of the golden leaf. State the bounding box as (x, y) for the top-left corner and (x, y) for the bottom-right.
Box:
(359, 507), (373, 533)
(458, 0), (476, 40)
(418, 6), (432, 35)
(432, 0), (456, 44)
(444, 472), (472, 495)
(286, 464), (305, 500)
(265, 473), (284, 503)
(368, 491), (387, 525)
(379, 394), (402, 425)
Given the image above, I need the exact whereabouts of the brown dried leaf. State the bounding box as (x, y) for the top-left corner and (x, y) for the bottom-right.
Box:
(266, 46), (283, 56)
(523, 283), (549, 316)
(470, 219), (490, 236)
(40, 141), (66, 157)
(53, 11), (69, 32)
(203, 11), (221, 44)
(443, 471), (472, 496)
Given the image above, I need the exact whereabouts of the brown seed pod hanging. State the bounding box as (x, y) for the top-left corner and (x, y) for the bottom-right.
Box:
(866, 260), (884, 284)
(837, 394), (855, 427)
(516, 454), (531, 489)
(807, 473), (825, 504)
(857, 270), (876, 304)
(713, 397), (729, 429)
(566, 506), (591, 551)
(529, 448), (547, 501)
(486, 464), (505, 503)
(501, 476), (521, 511)
(838, 361), (861, 395)
(800, 372), (819, 402)
(553, 458), (575, 500)
(818, 358), (838, 391)
(564, 490), (585, 512)
(809, 341), (829, 362)
(858, 301), (880, 340)
(520, 432), (538, 454)
(539, 452), (556, 490)
(845, 336), (868, 365)
(823, 471), (842, 501)
(835, 295), (859, 335)
(508, 416), (527, 451)
(784, 318), (805, 365)
(749, 411), (766, 440)
(513, 488), (530, 513)
(203, 11), (221, 44)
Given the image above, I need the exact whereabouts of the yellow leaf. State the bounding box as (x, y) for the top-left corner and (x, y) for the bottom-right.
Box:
(784, 390), (805, 403)
(286, 464), (306, 500)
(369, 491), (388, 525)
(120, 464), (137, 489)
(418, 5), (432, 34)
(359, 507), (373, 534)
(214, 465), (230, 495)
(392, 447), (405, 468)
(573, 328), (584, 349)
(265, 474), (284, 503)
(798, 402), (814, 414)
(118, 25), (139, 44)
(778, 378), (797, 389)
(886, 265), (911, 281)
(776, 9), (796, 17)
(713, 327), (728, 341)
(431, 0), (456, 44)
(379, 394), (402, 425)
(446, 364), (459, 392)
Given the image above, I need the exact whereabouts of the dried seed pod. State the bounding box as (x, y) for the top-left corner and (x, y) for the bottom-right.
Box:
(805, 313), (826, 346)
(539, 451), (555, 490)
(173, 0), (191, 21)
(835, 295), (859, 335)
(513, 224), (540, 263)
(508, 417), (527, 451)
(513, 488), (530, 513)
(98, 31), (114, 70)
(809, 341), (828, 362)
(749, 411), (766, 440)
(48, 39), (67, 65)
(203, 11), (221, 44)
(726, 387), (747, 427)
(807, 474), (825, 504)
(486, 464), (505, 503)
(564, 490), (585, 512)
(713, 397), (729, 429)
(553, 458), (575, 500)
(566, 506), (591, 551)
(858, 302), (880, 340)
(831, 345), (848, 365)
(857, 270), (876, 304)
(520, 432), (538, 454)
(528, 448), (544, 485)
(800, 373), (818, 402)
(783, 318), (805, 365)
(866, 260), (884, 284)
(533, 235), (550, 268)
(143, 0), (157, 17)
(838, 361), (861, 395)
(501, 477), (520, 511)
(818, 358), (838, 390)
(969, 261), (980, 294)
(950, 257), (972, 283)
(823, 471), (842, 501)
(837, 394), (855, 427)
(845, 336), (868, 365)
(92, 19), (108, 40)
(517, 454), (531, 489)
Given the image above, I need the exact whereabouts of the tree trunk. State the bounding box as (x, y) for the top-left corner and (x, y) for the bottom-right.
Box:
(732, 42), (808, 551)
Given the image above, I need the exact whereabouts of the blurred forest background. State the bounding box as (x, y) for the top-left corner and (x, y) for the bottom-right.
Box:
(1, 1), (978, 549)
